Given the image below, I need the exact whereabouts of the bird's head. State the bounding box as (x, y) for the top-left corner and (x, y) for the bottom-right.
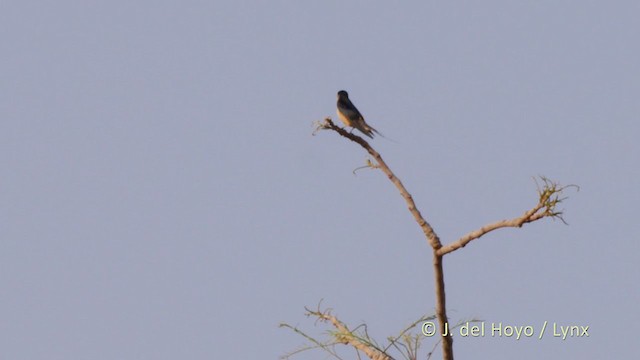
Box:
(337, 90), (349, 98)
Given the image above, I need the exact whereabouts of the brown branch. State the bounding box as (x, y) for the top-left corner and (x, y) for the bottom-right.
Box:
(436, 177), (577, 256)
(317, 118), (443, 251)
(436, 206), (545, 256)
(317, 118), (453, 360)
(307, 308), (392, 360)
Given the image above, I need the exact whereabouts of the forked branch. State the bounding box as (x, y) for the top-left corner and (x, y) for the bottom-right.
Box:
(312, 118), (575, 360)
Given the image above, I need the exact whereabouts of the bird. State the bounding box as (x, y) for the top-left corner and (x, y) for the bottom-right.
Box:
(336, 90), (381, 139)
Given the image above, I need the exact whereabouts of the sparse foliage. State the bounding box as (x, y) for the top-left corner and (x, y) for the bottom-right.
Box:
(280, 302), (436, 360)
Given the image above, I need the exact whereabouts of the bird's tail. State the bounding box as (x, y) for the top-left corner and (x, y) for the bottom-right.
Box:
(353, 122), (375, 139)
(367, 124), (397, 143)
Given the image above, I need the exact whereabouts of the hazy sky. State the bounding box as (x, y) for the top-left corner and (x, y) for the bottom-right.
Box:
(2, 1), (638, 359)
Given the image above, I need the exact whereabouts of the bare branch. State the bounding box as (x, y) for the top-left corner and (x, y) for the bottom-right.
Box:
(317, 118), (443, 251)
(436, 177), (578, 256)
(317, 118), (453, 360)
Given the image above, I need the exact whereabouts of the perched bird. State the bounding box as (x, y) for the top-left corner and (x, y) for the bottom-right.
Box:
(336, 90), (381, 139)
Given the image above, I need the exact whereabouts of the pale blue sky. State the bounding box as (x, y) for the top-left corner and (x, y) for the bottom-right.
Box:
(1, 1), (638, 359)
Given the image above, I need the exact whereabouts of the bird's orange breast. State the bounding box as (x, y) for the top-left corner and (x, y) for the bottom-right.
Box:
(337, 109), (353, 127)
